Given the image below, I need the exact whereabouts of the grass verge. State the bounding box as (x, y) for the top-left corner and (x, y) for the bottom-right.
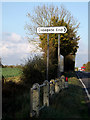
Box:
(39, 72), (89, 118)
(2, 72), (89, 119)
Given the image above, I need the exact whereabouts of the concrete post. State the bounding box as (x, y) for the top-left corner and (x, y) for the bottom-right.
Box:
(50, 79), (55, 96)
(30, 88), (34, 117)
(59, 77), (62, 91)
(61, 75), (65, 89)
(43, 80), (49, 106)
(55, 79), (60, 93)
(30, 83), (40, 117)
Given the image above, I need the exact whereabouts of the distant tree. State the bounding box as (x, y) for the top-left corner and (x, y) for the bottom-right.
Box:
(39, 17), (80, 59)
(26, 4), (80, 36)
(26, 5), (80, 53)
(83, 62), (90, 72)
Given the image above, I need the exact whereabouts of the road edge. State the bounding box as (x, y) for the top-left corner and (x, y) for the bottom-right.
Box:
(76, 72), (90, 101)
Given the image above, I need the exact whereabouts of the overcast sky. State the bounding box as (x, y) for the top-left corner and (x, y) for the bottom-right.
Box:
(0, 1), (88, 67)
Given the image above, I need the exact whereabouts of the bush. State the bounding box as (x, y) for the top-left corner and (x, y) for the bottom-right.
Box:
(21, 56), (46, 86)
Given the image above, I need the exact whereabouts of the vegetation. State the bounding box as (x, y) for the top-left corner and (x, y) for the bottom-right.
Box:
(2, 67), (22, 78)
(2, 59), (46, 120)
(2, 66), (30, 120)
(2, 65), (22, 68)
(2, 4), (83, 120)
(26, 4), (80, 36)
(39, 72), (89, 118)
(2, 72), (89, 119)
(21, 56), (46, 86)
(83, 62), (90, 72)
(2, 81), (30, 120)
(26, 4), (80, 74)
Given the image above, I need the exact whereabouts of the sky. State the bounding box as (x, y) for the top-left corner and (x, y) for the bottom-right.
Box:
(0, 1), (89, 67)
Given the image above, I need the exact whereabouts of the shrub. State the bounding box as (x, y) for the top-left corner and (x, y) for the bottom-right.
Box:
(21, 56), (46, 86)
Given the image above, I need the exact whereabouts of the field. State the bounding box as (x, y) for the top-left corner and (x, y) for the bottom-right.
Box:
(2, 68), (22, 78)
(2, 67), (30, 120)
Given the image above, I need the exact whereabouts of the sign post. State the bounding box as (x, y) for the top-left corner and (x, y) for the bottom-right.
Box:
(58, 34), (60, 78)
(37, 26), (67, 80)
(47, 34), (49, 80)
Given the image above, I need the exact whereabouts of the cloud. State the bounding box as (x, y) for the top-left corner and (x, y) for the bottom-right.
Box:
(1, 32), (43, 65)
(3, 32), (22, 43)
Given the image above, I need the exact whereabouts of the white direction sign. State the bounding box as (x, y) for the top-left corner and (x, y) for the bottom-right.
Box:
(37, 26), (67, 34)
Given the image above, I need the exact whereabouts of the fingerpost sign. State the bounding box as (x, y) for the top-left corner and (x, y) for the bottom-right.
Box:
(36, 26), (67, 80)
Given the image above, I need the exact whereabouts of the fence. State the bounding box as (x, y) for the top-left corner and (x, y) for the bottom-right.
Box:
(30, 75), (68, 117)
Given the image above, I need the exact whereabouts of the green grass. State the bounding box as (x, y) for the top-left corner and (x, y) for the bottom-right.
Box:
(39, 73), (89, 118)
(2, 81), (30, 120)
(2, 68), (22, 78)
(2, 72), (90, 119)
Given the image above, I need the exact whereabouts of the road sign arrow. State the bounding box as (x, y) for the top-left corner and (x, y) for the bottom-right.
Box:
(64, 27), (67, 33)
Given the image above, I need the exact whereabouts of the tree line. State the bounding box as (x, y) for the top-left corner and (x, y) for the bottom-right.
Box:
(83, 62), (90, 72)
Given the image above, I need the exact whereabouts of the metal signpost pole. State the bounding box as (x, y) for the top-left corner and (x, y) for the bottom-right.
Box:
(37, 27), (67, 80)
(47, 33), (49, 80)
(58, 34), (61, 78)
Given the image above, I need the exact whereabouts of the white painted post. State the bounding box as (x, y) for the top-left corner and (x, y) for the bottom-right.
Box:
(43, 80), (49, 106)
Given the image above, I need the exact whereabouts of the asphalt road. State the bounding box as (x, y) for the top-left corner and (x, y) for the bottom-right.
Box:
(76, 71), (90, 94)
(76, 71), (90, 115)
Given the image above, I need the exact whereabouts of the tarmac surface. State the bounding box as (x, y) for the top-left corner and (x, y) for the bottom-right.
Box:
(76, 71), (90, 116)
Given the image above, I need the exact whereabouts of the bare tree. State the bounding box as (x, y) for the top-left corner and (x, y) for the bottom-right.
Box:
(25, 4), (80, 36)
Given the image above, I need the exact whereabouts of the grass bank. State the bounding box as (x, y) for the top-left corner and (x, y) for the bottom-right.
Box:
(39, 72), (89, 118)
(2, 67), (30, 120)
(2, 72), (89, 119)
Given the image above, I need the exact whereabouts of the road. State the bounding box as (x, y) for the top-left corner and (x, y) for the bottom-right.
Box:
(76, 71), (90, 115)
(76, 71), (90, 94)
